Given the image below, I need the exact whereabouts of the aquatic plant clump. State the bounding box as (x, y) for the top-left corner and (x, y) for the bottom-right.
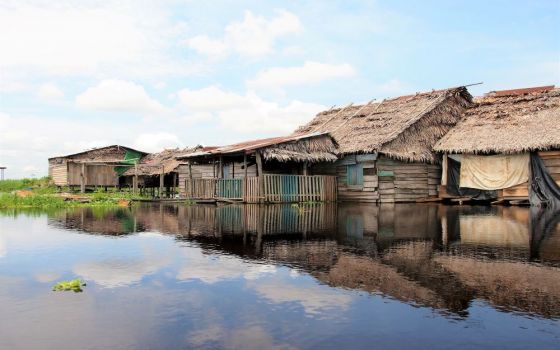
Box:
(52, 279), (86, 293)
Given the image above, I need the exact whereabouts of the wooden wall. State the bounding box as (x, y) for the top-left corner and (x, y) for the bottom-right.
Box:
(377, 157), (441, 203)
(67, 163), (119, 186)
(49, 161), (68, 186)
(311, 154), (440, 203)
(499, 150), (560, 200)
(177, 162), (257, 197)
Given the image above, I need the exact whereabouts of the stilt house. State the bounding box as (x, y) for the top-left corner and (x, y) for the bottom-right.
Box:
(295, 87), (473, 202)
(176, 133), (339, 203)
(48, 145), (147, 192)
(434, 85), (560, 204)
(120, 146), (201, 197)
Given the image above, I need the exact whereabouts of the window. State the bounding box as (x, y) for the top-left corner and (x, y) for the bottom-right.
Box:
(346, 163), (363, 187)
(223, 164), (231, 179)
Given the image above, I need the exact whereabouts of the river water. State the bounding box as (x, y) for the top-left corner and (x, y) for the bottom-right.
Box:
(0, 203), (558, 350)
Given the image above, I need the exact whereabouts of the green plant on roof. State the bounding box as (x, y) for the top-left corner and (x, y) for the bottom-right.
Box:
(52, 279), (86, 293)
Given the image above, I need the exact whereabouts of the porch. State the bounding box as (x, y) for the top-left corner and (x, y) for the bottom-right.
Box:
(183, 174), (337, 203)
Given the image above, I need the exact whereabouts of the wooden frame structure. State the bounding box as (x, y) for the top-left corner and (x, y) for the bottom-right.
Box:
(176, 133), (339, 203)
(48, 145), (147, 193)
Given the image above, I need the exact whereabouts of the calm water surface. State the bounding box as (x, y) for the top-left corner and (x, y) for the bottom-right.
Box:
(0, 203), (559, 350)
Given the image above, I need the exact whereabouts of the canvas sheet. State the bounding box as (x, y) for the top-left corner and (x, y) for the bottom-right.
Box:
(459, 154), (529, 190)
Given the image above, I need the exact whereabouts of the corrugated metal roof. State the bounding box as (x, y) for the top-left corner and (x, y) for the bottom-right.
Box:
(176, 132), (329, 158)
(486, 85), (555, 97)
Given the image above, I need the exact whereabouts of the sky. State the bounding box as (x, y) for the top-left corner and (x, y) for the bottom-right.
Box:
(0, 0), (559, 179)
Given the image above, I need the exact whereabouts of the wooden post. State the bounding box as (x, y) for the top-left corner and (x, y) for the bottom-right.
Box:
(218, 156), (223, 179)
(256, 151), (264, 202)
(80, 163), (86, 193)
(243, 153), (248, 178)
(172, 172), (177, 197)
(442, 153), (448, 186)
(160, 166), (164, 198)
(303, 162), (308, 176)
(133, 163), (138, 194)
(188, 161), (193, 180)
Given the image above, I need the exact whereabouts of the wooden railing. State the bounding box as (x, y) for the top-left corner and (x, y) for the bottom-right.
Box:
(217, 178), (243, 199)
(261, 174), (337, 202)
(184, 175), (336, 203)
(184, 178), (216, 199)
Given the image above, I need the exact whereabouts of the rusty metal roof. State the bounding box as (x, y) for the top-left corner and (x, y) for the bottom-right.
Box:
(176, 132), (330, 159)
(486, 85), (555, 97)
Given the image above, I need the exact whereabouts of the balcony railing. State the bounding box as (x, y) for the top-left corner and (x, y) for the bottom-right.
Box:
(184, 175), (337, 203)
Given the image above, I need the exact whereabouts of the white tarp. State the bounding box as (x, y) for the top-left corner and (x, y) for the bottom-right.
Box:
(459, 154), (529, 190)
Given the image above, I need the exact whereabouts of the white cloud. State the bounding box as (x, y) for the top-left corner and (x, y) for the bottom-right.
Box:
(187, 35), (229, 58)
(38, 83), (64, 100)
(177, 250), (276, 284)
(74, 254), (172, 288)
(0, 1), (192, 79)
(248, 61), (355, 88)
(186, 10), (302, 59)
(154, 81), (167, 90)
(76, 79), (167, 115)
(251, 280), (353, 316)
(373, 79), (412, 97)
(177, 86), (324, 133)
(132, 132), (184, 153)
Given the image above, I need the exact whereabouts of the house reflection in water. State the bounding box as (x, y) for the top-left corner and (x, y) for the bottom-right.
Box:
(48, 203), (560, 318)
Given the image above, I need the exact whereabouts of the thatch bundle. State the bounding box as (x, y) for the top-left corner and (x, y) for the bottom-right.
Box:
(123, 146), (201, 176)
(295, 87), (472, 163)
(435, 86), (560, 154)
(261, 134), (338, 162)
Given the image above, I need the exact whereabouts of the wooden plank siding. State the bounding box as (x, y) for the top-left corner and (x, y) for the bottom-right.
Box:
(311, 154), (440, 203)
(182, 175), (337, 203)
(67, 163), (119, 186)
(500, 150), (560, 200)
(49, 163), (68, 186)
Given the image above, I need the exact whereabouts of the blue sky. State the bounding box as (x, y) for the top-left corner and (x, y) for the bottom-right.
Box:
(0, 0), (559, 178)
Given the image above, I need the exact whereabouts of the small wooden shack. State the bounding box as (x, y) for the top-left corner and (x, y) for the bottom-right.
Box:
(48, 145), (147, 192)
(295, 87), (473, 203)
(434, 85), (560, 203)
(176, 133), (339, 203)
(121, 147), (201, 197)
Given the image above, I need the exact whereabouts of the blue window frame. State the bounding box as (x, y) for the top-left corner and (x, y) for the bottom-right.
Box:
(346, 163), (363, 186)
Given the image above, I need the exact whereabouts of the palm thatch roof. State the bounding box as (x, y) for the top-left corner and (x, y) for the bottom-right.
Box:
(122, 146), (202, 176)
(294, 87), (473, 163)
(177, 133), (338, 163)
(435, 86), (560, 154)
(49, 145), (147, 161)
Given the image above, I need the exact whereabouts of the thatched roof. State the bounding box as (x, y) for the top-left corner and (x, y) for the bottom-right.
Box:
(435, 86), (560, 154)
(295, 87), (472, 163)
(122, 146), (201, 176)
(49, 145), (147, 161)
(177, 132), (338, 163)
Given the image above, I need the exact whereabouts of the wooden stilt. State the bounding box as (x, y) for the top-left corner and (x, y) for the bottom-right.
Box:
(160, 166), (164, 198)
(80, 163), (86, 193)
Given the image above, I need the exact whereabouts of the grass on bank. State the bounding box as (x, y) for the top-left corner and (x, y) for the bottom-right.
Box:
(0, 177), (147, 209)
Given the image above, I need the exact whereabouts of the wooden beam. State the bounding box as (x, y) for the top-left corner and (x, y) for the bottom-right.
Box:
(133, 163), (138, 194)
(303, 162), (308, 176)
(243, 153), (248, 178)
(80, 163), (86, 193)
(255, 151), (264, 202)
(159, 166), (164, 198)
(218, 156), (223, 179)
(442, 153), (448, 186)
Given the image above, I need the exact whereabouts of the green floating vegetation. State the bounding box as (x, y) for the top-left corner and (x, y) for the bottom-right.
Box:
(52, 279), (86, 293)
(0, 176), (52, 192)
